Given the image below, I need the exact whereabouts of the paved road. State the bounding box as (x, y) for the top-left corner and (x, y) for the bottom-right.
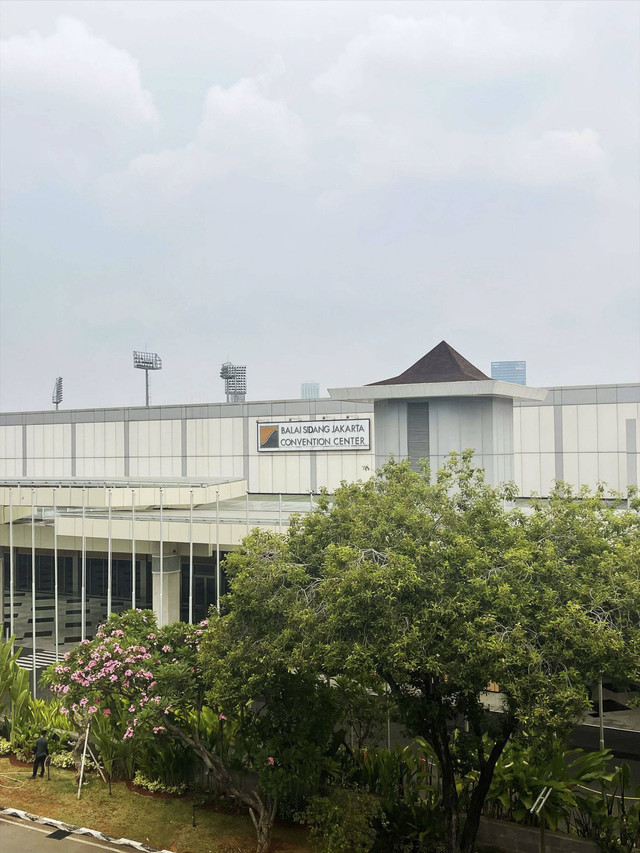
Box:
(0, 815), (150, 853)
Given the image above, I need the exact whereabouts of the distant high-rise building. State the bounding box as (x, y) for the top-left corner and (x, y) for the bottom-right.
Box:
(220, 362), (247, 402)
(491, 361), (527, 386)
(301, 382), (320, 399)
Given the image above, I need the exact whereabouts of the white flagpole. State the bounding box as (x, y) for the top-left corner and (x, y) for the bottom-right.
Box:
(107, 488), (112, 618)
(159, 488), (164, 627)
(31, 489), (37, 697)
(131, 488), (136, 610)
(216, 490), (220, 615)
(9, 488), (14, 639)
(81, 487), (86, 641)
(189, 489), (193, 624)
(54, 488), (59, 662)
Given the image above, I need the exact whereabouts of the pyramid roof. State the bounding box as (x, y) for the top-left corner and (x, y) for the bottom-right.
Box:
(369, 341), (489, 385)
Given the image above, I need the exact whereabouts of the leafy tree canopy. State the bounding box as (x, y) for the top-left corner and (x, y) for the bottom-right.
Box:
(234, 453), (640, 853)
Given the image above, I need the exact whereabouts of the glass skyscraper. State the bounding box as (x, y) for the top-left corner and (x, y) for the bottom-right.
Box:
(301, 382), (320, 399)
(491, 361), (527, 385)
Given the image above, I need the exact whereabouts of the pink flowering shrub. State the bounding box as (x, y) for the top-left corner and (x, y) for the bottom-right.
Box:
(44, 610), (204, 747)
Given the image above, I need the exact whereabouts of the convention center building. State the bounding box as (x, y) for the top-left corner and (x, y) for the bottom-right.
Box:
(1, 341), (638, 683)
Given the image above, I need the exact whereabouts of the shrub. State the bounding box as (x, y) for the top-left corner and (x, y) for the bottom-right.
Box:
(0, 737), (12, 755)
(50, 751), (76, 769)
(302, 788), (384, 853)
(132, 771), (187, 796)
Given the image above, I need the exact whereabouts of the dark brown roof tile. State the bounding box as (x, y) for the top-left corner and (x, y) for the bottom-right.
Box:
(369, 341), (489, 385)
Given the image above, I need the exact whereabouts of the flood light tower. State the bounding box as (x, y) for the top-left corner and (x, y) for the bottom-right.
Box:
(220, 362), (246, 402)
(52, 377), (63, 410)
(133, 351), (162, 407)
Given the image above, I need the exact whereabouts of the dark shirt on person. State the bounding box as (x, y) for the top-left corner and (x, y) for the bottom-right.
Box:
(34, 736), (48, 758)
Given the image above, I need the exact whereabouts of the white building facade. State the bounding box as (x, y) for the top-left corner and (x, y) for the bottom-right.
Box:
(1, 342), (638, 678)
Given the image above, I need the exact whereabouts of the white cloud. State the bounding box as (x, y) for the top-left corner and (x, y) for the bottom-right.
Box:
(97, 64), (307, 206)
(332, 113), (607, 187)
(314, 13), (563, 98)
(1, 17), (158, 127)
(0, 17), (159, 192)
(500, 129), (607, 185)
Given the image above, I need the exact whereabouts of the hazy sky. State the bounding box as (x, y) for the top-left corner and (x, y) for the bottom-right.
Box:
(1, 0), (638, 411)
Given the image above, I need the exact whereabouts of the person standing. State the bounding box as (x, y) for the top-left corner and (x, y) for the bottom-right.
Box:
(31, 729), (48, 778)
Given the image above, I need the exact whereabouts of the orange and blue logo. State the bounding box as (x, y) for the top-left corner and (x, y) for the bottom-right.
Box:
(259, 425), (279, 449)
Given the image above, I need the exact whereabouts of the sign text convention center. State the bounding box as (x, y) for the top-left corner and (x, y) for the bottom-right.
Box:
(1, 342), (638, 680)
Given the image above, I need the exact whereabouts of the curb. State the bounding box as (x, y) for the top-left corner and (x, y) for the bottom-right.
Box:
(0, 805), (173, 852)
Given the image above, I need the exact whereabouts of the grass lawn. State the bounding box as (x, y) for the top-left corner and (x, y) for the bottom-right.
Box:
(0, 758), (310, 853)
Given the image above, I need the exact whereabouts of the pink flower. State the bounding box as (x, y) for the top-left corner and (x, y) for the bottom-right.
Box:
(162, 645), (171, 653)
(152, 726), (166, 734)
(129, 705), (136, 713)
(103, 709), (111, 717)
(110, 675), (118, 682)
(79, 698), (88, 706)
(267, 757), (274, 766)
(88, 706), (98, 714)
(60, 707), (69, 715)
(125, 670), (133, 677)
(123, 727), (134, 740)
(219, 713), (227, 721)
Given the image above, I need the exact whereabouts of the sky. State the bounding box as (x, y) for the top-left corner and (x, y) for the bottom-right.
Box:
(0, 0), (638, 412)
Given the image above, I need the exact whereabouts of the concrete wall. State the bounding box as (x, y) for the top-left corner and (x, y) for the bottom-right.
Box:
(476, 818), (598, 853)
(0, 399), (375, 494)
(514, 384), (640, 495)
(1, 384), (638, 496)
(374, 396), (514, 485)
(429, 396), (514, 486)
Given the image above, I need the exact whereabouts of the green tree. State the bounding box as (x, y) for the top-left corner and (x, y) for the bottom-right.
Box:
(281, 454), (640, 853)
(201, 531), (343, 851)
(44, 597), (341, 853)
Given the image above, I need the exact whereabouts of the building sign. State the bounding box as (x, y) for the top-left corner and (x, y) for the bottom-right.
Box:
(258, 419), (370, 452)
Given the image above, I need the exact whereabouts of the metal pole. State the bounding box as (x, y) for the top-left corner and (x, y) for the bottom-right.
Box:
(189, 489), (194, 624)
(9, 488), (14, 638)
(159, 488), (164, 627)
(131, 489), (136, 610)
(216, 490), (220, 614)
(31, 489), (37, 697)
(77, 722), (90, 800)
(145, 369), (150, 407)
(386, 683), (391, 750)
(54, 488), (59, 662)
(310, 490), (313, 512)
(598, 679), (605, 751)
(81, 487), (86, 641)
(245, 491), (249, 535)
(107, 489), (112, 618)
(278, 493), (282, 534)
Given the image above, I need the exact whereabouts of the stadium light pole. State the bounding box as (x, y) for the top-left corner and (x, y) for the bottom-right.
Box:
(52, 377), (63, 411)
(133, 351), (162, 407)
